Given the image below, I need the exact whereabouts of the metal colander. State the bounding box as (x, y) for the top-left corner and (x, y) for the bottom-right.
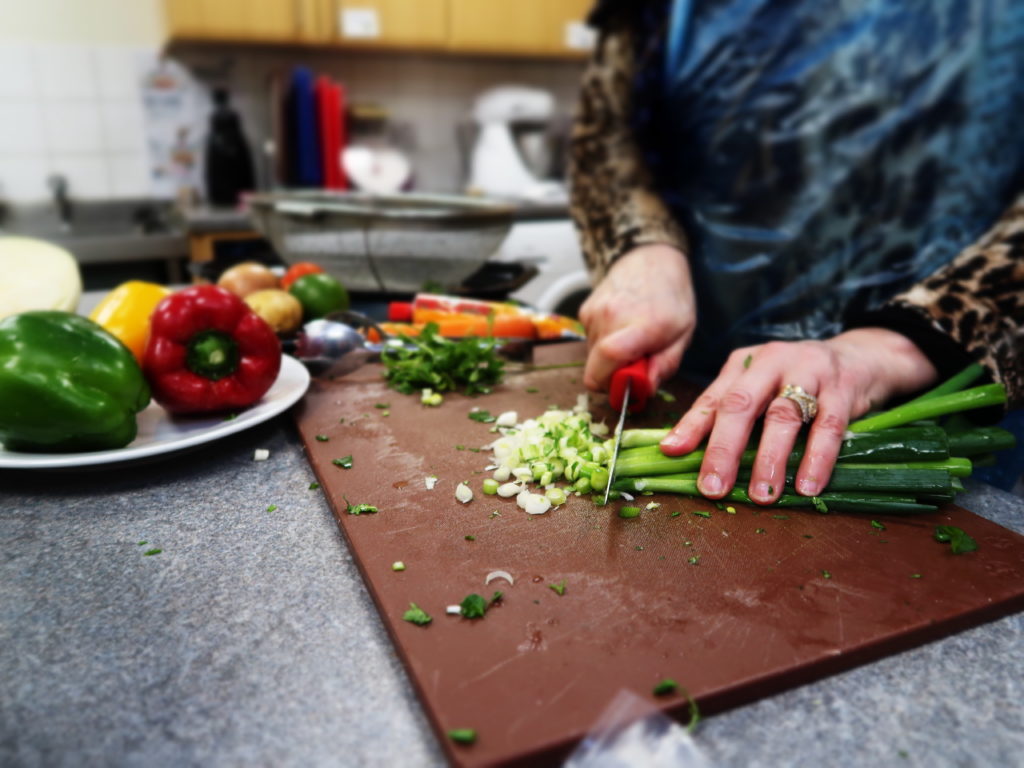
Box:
(248, 191), (516, 294)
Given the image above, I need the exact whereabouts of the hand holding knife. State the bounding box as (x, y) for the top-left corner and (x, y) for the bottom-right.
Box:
(603, 357), (653, 503)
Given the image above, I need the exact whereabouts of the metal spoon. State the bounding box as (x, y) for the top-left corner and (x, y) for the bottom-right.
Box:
(286, 311), (390, 378)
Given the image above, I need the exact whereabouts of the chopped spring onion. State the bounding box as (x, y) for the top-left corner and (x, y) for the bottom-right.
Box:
(392, 561), (406, 571)
(482, 478), (500, 495)
(496, 482), (522, 498)
(485, 570), (514, 586)
(455, 483), (473, 503)
(425, 475), (438, 490)
(495, 410), (518, 427)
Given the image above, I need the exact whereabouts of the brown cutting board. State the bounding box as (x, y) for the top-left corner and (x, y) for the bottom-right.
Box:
(293, 343), (1024, 768)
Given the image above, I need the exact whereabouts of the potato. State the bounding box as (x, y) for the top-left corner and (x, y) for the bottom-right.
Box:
(244, 289), (303, 334)
(217, 262), (279, 298)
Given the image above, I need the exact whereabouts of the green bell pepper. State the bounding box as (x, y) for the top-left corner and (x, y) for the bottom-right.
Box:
(0, 311), (151, 452)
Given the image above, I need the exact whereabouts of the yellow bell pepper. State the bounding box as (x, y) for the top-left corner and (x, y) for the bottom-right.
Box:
(89, 280), (172, 363)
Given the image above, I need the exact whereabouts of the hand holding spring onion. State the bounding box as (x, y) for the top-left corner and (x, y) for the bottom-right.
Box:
(658, 329), (951, 503)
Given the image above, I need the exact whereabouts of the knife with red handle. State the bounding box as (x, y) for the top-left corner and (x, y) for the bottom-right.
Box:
(604, 357), (652, 502)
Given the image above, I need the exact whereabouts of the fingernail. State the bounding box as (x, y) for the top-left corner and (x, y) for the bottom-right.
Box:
(660, 432), (686, 452)
(752, 481), (772, 501)
(699, 472), (723, 496)
(798, 477), (819, 496)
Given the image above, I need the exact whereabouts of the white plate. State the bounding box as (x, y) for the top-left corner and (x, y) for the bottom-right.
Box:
(0, 355), (311, 469)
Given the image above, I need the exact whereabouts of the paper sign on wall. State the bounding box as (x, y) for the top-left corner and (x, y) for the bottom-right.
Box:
(564, 20), (596, 51)
(340, 8), (381, 39)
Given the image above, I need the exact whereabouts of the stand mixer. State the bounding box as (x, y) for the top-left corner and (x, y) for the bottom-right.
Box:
(467, 86), (567, 202)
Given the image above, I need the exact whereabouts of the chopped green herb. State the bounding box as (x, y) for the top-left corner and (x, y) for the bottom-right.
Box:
(464, 535), (476, 541)
(143, 548), (162, 556)
(934, 525), (978, 554)
(489, 510), (501, 519)
(713, 502), (725, 510)
(308, 481), (320, 490)
(392, 561), (406, 572)
(688, 556), (700, 565)
(910, 573), (922, 579)
(459, 593), (489, 619)
(755, 528), (767, 534)
(652, 678), (678, 696)
(657, 389), (677, 403)
(692, 510), (711, 519)
(635, 545), (644, 551)
(403, 603), (432, 626)
(803, 534), (813, 539)
(332, 455), (354, 469)
(468, 410), (497, 423)
(683, 540), (692, 547)
(871, 520), (886, 531)
(822, 570), (832, 579)
(266, 504), (278, 513)
(381, 323), (504, 396)
(670, 510), (682, 518)
(344, 497), (378, 515)
(223, 413), (238, 421)
(315, 434), (329, 442)
(772, 514), (789, 520)
(619, 505), (641, 519)
(812, 497), (829, 514)
(768, 485), (775, 495)
(743, 354), (753, 369)
(549, 580), (567, 596)
(526, 387), (539, 393)
(374, 403), (390, 409)
(137, 541), (147, 546)
(726, 506), (737, 514)
(447, 729), (477, 745)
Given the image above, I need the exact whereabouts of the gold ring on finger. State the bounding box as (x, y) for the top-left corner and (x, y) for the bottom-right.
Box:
(778, 384), (819, 424)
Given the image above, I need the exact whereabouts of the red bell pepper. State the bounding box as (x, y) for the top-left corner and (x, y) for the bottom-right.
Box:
(143, 285), (282, 414)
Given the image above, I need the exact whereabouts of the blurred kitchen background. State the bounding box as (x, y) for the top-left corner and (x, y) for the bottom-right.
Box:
(0, 0), (595, 315)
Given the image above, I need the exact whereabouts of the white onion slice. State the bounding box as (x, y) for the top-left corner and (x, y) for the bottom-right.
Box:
(485, 570), (514, 586)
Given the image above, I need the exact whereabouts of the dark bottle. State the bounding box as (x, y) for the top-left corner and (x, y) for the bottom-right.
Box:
(204, 88), (255, 206)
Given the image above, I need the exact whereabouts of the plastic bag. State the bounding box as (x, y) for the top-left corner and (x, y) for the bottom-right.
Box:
(565, 690), (711, 768)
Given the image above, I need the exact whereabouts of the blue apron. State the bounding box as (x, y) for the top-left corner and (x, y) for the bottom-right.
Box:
(636, 0), (1024, 375)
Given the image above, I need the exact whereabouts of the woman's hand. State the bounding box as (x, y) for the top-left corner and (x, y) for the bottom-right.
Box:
(579, 243), (696, 395)
(658, 328), (939, 503)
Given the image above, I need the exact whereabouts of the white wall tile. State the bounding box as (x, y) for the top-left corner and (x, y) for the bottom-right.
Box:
(107, 152), (149, 197)
(0, 102), (46, 154)
(49, 154), (111, 198)
(33, 44), (97, 100)
(0, 154), (51, 201)
(41, 101), (104, 153)
(95, 47), (144, 100)
(99, 101), (146, 152)
(0, 44), (37, 98)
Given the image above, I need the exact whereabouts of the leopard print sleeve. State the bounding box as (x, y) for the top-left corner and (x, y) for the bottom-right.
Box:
(880, 193), (1024, 403)
(568, 26), (688, 283)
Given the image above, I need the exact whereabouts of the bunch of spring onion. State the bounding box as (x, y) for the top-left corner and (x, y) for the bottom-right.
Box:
(482, 394), (612, 515)
(611, 364), (1015, 514)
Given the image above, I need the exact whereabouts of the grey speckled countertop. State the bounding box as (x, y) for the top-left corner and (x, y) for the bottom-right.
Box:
(2, 414), (1022, 768)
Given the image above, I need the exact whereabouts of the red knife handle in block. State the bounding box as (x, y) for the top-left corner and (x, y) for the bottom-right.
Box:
(609, 358), (652, 414)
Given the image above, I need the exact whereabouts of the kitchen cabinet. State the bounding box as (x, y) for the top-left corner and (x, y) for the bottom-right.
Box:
(447, 0), (595, 57)
(164, 0), (594, 57)
(164, 0), (332, 43)
(332, 0), (448, 50)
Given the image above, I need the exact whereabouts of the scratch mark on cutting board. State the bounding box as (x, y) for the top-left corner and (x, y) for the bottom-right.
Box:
(504, 677), (582, 739)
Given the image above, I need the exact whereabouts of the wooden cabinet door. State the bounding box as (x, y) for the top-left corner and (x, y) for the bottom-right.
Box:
(165, 0), (305, 42)
(447, 0), (595, 57)
(333, 0), (448, 49)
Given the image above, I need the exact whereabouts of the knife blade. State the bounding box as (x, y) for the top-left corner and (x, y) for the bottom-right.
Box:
(603, 358), (652, 503)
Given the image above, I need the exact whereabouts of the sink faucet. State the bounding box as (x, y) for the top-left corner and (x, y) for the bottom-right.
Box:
(47, 174), (73, 232)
